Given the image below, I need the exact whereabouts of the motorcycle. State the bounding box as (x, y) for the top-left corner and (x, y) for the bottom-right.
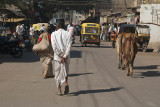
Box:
(23, 35), (33, 52)
(0, 36), (23, 58)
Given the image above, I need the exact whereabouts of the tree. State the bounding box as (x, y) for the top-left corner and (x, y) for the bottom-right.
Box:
(0, 0), (96, 23)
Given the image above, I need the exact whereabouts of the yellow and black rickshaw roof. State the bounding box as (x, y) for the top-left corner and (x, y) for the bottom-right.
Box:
(81, 23), (100, 27)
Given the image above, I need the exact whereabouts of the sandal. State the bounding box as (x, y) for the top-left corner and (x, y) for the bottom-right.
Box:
(64, 85), (69, 95)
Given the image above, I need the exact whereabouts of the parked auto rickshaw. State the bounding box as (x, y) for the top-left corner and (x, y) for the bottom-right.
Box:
(119, 24), (136, 34)
(33, 23), (48, 31)
(81, 23), (100, 47)
(118, 24), (150, 52)
(136, 25), (150, 52)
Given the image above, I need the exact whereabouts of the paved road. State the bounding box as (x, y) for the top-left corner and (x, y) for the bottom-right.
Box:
(0, 37), (160, 107)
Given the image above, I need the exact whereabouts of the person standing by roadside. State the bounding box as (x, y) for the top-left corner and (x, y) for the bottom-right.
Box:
(34, 30), (40, 44)
(29, 24), (35, 43)
(51, 22), (72, 96)
(77, 25), (81, 41)
(20, 24), (25, 39)
(108, 24), (112, 41)
(36, 27), (53, 79)
(100, 24), (106, 41)
(67, 23), (75, 44)
(16, 23), (22, 40)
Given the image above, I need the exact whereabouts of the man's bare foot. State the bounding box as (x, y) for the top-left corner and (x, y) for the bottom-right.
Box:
(58, 85), (62, 96)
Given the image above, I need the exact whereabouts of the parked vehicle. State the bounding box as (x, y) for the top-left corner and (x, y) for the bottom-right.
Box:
(33, 23), (48, 31)
(0, 36), (23, 58)
(136, 25), (150, 52)
(119, 24), (136, 34)
(23, 35), (33, 52)
(118, 24), (150, 52)
(81, 23), (100, 47)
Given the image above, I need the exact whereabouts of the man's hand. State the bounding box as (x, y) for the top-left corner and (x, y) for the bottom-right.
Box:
(61, 57), (66, 63)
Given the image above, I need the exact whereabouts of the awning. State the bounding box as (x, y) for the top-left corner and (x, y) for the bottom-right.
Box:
(0, 8), (26, 22)
(0, 18), (25, 22)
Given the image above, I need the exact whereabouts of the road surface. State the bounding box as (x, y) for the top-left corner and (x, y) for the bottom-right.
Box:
(0, 37), (160, 107)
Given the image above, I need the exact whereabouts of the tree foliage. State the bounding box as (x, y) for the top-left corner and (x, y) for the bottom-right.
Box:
(0, 0), (96, 22)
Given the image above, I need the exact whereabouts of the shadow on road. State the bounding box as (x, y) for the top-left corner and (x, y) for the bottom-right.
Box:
(133, 65), (160, 78)
(134, 65), (160, 70)
(141, 71), (160, 77)
(134, 71), (160, 78)
(69, 73), (93, 77)
(89, 45), (112, 48)
(0, 52), (39, 64)
(72, 45), (112, 48)
(69, 87), (123, 96)
(70, 50), (82, 58)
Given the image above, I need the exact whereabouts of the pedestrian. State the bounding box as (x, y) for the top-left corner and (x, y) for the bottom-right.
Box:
(36, 27), (53, 79)
(1, 30), (6, 36)
(29, 24), (35, 43)
(16, 23), (22, 40)
(34, 30), (39, 44)
(49, 24), (56, 32)
(108, 24), (112, 41)
(20, 24), (25, 39)
(100, 24), (106, 41)
(67, 23), (71, 30)
(67, 23), (75, 44)
(77, 25), (81, 41)
(51, 22), (72, 96)
(117, 24), (120, 34)
(40, 24), (47, 33)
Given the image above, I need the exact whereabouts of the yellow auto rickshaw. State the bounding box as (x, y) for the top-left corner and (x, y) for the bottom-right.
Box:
(81, 23), (100, 47)
(33, 23), (48, 31)
(136, 25), (150, 52)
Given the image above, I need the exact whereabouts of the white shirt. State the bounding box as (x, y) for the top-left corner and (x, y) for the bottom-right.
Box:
(40, 26), (46, 32)
(16, 25), (21, 35)
(118, 26), (120, 33)
(67, 26), (74, 35)
(20, 25), (25, 34)
(108, 26), (112, 32)
(29, 27), (35, 35)
(51, 29), (72, 62)
(67, 24), (70, 30)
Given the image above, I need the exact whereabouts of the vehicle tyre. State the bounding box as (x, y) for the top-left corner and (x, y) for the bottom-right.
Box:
(81, 44), (83, 47)
(11, 47), (23, 58)
(97, 43), (100, 47)
(142, 45), (147, 52)
(81, 42), (84, 47)
(85, 43), (87, 47)
(142, 43), (147, 52)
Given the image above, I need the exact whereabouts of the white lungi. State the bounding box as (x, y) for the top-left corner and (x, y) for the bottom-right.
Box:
(54, 61), (69, 87)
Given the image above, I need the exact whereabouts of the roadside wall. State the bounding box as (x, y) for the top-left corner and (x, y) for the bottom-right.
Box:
(146, 24), (160, 52)
(140, 4), (160, 52)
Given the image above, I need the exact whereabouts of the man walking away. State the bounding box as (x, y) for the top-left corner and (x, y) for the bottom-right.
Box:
(51, 22), (72, 96)
(67, 23), (75, 44)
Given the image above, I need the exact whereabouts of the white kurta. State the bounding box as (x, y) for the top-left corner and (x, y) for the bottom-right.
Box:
(51, 29), (72, 87)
